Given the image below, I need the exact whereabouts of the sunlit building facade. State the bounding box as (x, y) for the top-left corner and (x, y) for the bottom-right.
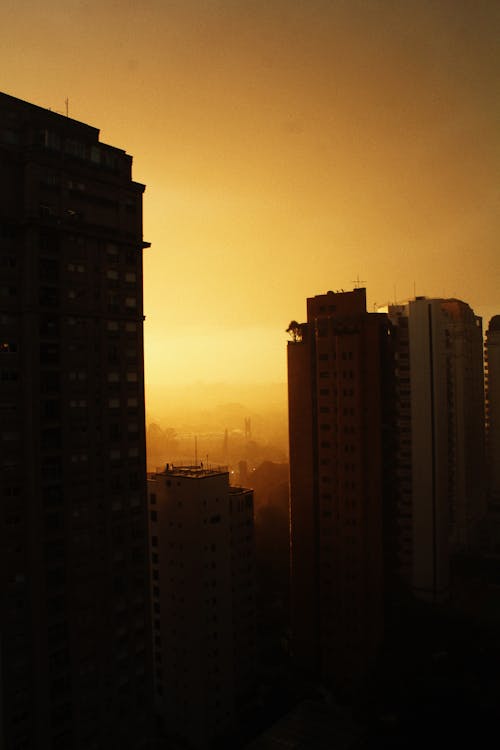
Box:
(147, 465), (256, 750)
(0, 93), (152, 749)
(287, 288), (393, 690)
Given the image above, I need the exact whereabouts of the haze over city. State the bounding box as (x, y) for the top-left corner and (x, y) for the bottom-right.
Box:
(2, 0), (498, 409)
(2, 2), (500, 748)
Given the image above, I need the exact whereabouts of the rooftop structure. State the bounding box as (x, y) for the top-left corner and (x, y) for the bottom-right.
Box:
(158, 463), (229, 478)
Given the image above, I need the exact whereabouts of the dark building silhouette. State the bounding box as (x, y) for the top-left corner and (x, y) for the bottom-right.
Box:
(287, 288), (393, 690)
(0, 93), (152, 749)
(147, 465), (256, 749)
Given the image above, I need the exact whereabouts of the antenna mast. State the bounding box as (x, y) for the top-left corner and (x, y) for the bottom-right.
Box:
(351, 274), (366, 289)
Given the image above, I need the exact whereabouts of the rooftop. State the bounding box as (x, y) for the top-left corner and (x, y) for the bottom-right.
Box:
(489, 315), (500, 332)
(152, 463), (229, 480)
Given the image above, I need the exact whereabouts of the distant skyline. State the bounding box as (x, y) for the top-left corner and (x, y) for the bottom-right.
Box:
(3, 0), (498, 386)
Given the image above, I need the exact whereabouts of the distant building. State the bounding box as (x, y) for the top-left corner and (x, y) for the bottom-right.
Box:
(147, 464), (256, 749)
(0, 93), (152, 748)
(287, 288), (393, 690)
(388, 297), (485, 601)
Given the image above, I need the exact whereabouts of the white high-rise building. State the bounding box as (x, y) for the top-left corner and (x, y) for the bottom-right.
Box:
(389, 299), (451, 601)
(388, 296), (485, 601)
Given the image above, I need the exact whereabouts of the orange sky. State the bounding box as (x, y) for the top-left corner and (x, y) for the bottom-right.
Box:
(2, 0), (498, 389)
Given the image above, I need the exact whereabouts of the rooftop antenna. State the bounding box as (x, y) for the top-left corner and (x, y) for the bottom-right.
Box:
(351, 274), (366, 289)
(65, 98), (69, 118)
(194, 435), (198, 466)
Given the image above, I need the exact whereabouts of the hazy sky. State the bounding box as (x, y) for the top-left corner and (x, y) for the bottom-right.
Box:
(2, 0), (498, 387)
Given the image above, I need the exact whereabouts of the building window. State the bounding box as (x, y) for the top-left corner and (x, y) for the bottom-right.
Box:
(41, 130), (61, 150)
(0, 342), (17, 353)
(90, 145), (101, 164)
(64, 139), (86, 159)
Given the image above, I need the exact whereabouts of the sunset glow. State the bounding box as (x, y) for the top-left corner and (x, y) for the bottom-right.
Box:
(2, 4), (500, 745)
(2, 0), (498, 405)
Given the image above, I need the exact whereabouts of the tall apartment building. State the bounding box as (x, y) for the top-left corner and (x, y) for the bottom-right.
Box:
(485, 316), (500, 506)
(0, 93), (152, 749)
(479, 315), (500, 556)
(441, 299), (485, 549)
(287, 288), (393, 690)
(147, 465), (256, 750)
(388, 297), (485, 601)
(388, 299), (452, 602)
